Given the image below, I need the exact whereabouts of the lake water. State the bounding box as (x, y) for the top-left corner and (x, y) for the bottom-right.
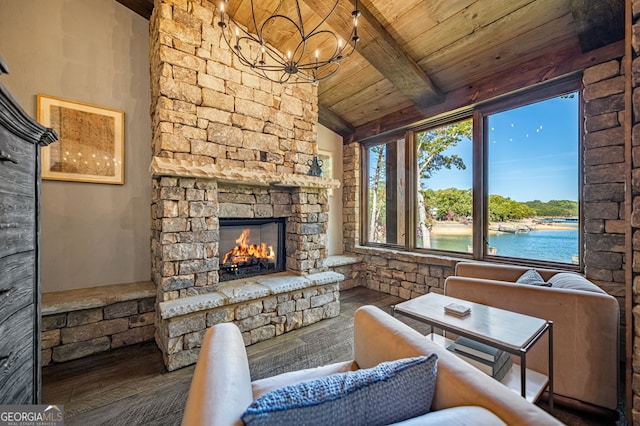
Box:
(431, 229), (579, 264)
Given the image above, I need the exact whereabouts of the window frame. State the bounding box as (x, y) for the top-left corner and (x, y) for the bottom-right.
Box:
(360, 76), (583, 271)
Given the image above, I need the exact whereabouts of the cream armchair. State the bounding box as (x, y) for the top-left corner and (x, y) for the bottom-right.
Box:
(445, 262), (619, 414)
(182, 305), (561, 426)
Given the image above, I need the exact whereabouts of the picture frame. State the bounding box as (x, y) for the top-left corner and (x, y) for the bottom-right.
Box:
(38, 94), (124, 184)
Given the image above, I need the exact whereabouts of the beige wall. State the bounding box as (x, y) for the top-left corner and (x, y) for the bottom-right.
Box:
(318, 124), (344, 255)
(0, 0), (152, 291)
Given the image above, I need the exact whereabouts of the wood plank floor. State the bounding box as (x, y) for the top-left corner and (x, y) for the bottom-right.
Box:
(42, 287), (624, 425)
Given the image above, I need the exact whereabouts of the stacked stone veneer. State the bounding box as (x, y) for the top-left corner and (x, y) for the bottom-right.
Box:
(157, 273), (340, 371)
(151, 173), (334, 301)
(149, 0), (318, 172)
(631, 3), (640, 420)
(582, 60), (626, 331)
(150, 165), (341, 370)
(41, 282), (156, 365)
(148, 0), (344, 370)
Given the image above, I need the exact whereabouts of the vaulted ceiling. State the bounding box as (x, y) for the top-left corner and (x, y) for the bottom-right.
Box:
(117, 0), (624, 141)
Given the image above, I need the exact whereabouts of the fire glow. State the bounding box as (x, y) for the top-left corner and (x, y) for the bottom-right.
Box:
(222, 229), (275, 266)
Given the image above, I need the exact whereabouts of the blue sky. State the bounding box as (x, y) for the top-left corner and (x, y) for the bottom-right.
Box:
(424, 93), (579, 202)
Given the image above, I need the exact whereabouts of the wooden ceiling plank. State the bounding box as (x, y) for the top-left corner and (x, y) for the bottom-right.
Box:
(418, 0), (571, 74)
(301, 0), (444, 111)
(331, 81), (413, 127)
(570, 0), (624, 52)
(403, 0), (535, 63)
(429, 14), (578, 91)
(352, 40), (624, 142)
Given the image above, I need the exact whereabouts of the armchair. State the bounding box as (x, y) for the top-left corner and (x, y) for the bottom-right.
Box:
(182, 305), (561, 425)
(445, 262), (619, 413)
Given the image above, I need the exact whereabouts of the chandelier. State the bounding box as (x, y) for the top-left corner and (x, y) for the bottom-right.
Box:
(217, 0), (360, 84)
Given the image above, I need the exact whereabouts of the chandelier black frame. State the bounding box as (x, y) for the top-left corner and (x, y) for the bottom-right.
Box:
(217, 0), (360, 84)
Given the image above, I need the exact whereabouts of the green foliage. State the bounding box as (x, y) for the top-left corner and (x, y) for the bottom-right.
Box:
(423, 188), (472, 220)
(422, 189), (577, 222)
(488, 195), (536, 221)
(417, 120), (472, 180)
(523, 199), (578, 217)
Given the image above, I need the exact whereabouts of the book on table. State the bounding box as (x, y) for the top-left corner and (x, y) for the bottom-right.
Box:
(444, 302), (471, 318)
(447, 337), (513, 382)
(453, 336), (502, 362)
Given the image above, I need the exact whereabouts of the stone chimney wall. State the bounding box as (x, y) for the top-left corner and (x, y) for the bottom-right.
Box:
(149, 0), (319, 173)
(147, 0), (343, 371)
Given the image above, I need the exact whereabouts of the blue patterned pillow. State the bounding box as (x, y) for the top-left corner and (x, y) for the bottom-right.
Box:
(242, 354), (438, 426)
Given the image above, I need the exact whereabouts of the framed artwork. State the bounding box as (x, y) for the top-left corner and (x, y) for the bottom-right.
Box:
(38, 94), (124, 184)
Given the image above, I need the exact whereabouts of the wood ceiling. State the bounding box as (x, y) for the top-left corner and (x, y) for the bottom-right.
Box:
(117, 0), (624, 141)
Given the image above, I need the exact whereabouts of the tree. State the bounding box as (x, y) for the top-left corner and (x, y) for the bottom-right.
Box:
(488, 195), (536, 221)
(523, 199), (578, 217)
(368, 144), (386, 243)
(416, 120), (472, 247)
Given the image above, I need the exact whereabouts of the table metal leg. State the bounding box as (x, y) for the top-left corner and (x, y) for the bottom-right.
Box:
(520, 350), (527, 398)
(548, 321), (554, 411)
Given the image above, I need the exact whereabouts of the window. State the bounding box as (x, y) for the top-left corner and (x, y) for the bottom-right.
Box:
(362, 83), (581, 267)
(365, 138), (406, 245)
(415, 120), (473, 253)
(485, 94), (579, 263)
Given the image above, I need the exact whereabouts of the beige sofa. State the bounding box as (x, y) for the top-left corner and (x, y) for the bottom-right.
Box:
(445, 262), (619, 413)
(182, 305), (562, 426)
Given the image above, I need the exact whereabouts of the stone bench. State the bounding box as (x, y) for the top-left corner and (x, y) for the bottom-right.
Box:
(41, 281), (156, 365)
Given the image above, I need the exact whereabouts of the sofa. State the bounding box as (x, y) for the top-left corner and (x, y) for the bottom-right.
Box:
(182, 304), (562, 425)
(445, 262), (619, 413)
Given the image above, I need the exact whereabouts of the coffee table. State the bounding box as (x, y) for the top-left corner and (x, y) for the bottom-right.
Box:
(393, 292), (553, 409)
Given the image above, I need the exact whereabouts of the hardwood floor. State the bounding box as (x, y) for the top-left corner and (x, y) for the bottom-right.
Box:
(42, 287), (624, 425)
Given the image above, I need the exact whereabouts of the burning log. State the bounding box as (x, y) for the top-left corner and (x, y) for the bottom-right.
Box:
(222, 229), (275, 266)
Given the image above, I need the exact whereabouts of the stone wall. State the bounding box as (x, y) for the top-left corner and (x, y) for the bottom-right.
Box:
(156, 274), (341, 370)
(631, 2), (640, 420)
(356, 247), (456, 298)
(150, 0), (318, 173)
(582, 59), (627, 343)
(342, 143), (360, 253)
(41, 282), (156, 365)
(148, 0), (342, 370)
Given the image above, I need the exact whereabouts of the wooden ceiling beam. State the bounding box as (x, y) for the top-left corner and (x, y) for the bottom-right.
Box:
(115, 0), (154, 20)
(301, 0), (444, 111)
(319, 105), (354, 138)
(352, 40), (624, 143)
(570, 0), (624, 52)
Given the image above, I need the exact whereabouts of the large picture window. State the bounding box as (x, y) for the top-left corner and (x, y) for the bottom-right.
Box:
(485, 94), (579, 263)
(362, 83), (581, 268)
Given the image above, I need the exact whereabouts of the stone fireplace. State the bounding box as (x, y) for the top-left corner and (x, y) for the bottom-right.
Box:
(149, 0), (343, 370)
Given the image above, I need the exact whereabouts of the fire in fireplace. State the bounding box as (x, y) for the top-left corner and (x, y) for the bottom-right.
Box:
(219, 218), (285, 281)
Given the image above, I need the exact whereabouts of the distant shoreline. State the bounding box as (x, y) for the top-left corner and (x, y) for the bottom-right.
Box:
(430, 221), (578, 236)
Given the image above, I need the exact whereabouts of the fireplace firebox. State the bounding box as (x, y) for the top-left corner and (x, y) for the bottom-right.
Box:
(219, 218), (286, 282)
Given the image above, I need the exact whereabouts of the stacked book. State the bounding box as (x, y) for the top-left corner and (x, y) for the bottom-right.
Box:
(447, 336), (513, 382)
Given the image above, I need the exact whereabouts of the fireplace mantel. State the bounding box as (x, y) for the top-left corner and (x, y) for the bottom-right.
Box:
(150, 157), (341, 189)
